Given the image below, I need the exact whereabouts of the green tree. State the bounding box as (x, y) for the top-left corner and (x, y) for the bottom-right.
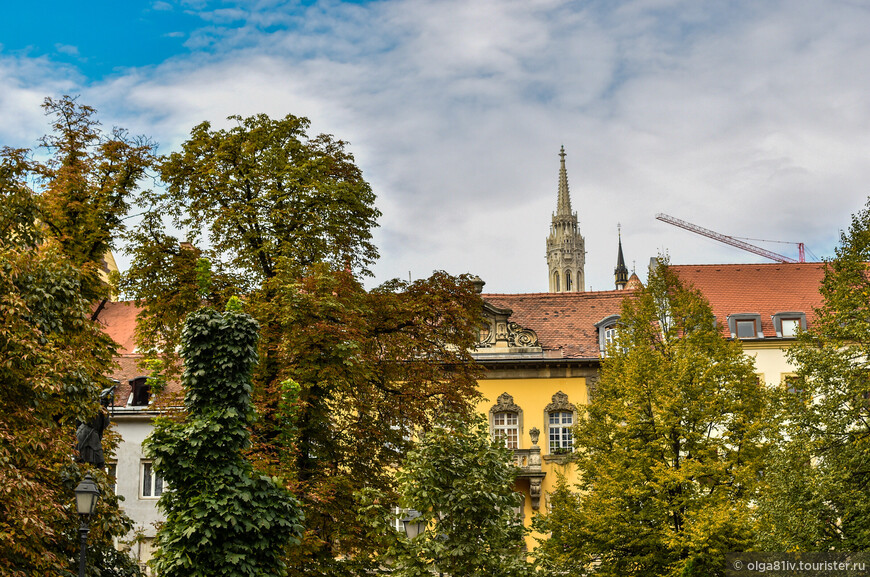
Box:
(145, 306), (305, 576)
(34, 95), (154, 301)
(361, 414), (531, 577)
(0, 97), (149, 576)
(535, 261), (770, 577)
(123, 113), (484, 573)
(756, 200), (870, 551)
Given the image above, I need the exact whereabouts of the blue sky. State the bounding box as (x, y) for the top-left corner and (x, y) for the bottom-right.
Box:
(2, 0), (870, 292)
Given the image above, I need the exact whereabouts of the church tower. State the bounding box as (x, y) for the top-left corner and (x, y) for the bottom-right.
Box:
(546, 146), (585, 292)
(614, 226), (629, 290)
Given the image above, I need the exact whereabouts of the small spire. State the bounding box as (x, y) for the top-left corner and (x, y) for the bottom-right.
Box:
(556, 146), (572, 216)
(615, 225), (629, 290)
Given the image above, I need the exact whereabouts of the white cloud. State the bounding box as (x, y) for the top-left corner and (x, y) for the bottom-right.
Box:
(54, 44), (80, 57)
(2, 0), (870, 292)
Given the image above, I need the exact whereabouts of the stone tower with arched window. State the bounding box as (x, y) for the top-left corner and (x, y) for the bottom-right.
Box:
(546, 146), (585, 292)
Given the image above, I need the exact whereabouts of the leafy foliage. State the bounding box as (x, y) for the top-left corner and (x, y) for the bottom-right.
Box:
(145, 307), (305, 577)
(155, 113), (380, 284)
(252, 266), (483, 574)
(0, 97), (148, 577)
(123, 113), (484, 573)
(756, 200), (870, 551)
(35, 96), (154, 301)
(361, 414), (532, 577)
(535, 260), (770, 577)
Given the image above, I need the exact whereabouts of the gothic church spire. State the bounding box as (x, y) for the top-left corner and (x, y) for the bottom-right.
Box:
(556, 145), (572, 216)
(615, 225), (629, 290)
(547, 146), (585, 292)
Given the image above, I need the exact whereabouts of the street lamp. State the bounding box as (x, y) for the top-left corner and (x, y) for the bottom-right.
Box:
(401, 509), (426, 539)
(74, 474), (101, 577)
(401, 510), (444, 576)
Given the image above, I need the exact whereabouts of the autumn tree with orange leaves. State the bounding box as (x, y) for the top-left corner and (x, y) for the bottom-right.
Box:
(0, 96), (153, 576)
(123, 113), (484, 575)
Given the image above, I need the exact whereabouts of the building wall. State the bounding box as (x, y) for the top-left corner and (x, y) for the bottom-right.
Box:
(743, 341), (800, 387)
(476, 372), (588, 549)
(112, 412), (163, 572)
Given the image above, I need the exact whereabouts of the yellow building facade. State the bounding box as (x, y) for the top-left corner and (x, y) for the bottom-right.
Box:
(472, 262), (827, 550)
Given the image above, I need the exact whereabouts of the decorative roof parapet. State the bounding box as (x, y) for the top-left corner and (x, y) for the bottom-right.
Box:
(477, 300), (541, 352)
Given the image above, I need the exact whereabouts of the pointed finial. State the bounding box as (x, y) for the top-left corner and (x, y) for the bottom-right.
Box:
(615, 226), (629, 289)
(556, 146), (572, 216)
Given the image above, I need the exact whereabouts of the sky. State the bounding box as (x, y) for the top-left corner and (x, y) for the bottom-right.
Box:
(2, 0), (869, 293)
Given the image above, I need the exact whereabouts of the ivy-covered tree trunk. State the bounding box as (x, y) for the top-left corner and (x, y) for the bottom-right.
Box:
(535, 260), (771, 577)
(145, 306), (304, 577)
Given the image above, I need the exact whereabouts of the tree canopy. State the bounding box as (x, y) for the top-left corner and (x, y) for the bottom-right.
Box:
(535, 261), (770, 577)
(360, 414), (532, 577)
(756, 200), (870, 551)
(123, 113), (484, 574)
(0, 96), (149, 576)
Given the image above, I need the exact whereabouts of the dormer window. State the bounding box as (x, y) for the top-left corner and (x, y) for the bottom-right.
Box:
(129, 376), (151, 406)
(772, 312), (807, 338)
(727, 314), (763, 339)
(595, 315), (621, 357)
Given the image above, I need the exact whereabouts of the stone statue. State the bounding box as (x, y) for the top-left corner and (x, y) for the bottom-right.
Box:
(75, 385), (114, 468)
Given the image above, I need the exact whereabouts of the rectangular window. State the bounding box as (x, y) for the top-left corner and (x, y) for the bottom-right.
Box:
(736, 319), (756, 338)
(493, 412), (519, 449)
(780, 318), (800, 338)
(604, 326), (617, 350)
(548, 411), (573, 453)
(784, 374), (804, 395)
(391, 506), (409, 533)
(141, 461), (164, 498)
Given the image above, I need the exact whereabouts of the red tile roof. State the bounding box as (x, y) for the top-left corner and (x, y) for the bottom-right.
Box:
(482, 262), (827, 358)
(482, 290), (630, 358)
(93, 300), (182, 406)
(94, 300), (142, 355)
(670, 263), (826, 338)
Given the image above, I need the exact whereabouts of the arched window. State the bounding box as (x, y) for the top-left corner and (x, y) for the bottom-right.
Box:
(553, 271), (561, 292)
(565, 270), (573, 291)
(595, 315), (621, 357)
(490, 392), (523, 449)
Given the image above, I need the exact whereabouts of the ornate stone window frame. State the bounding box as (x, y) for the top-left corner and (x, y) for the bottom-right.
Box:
(543, 391), (576, 460)
(595, 315), (621, 357)
(489, 392), (524, 450)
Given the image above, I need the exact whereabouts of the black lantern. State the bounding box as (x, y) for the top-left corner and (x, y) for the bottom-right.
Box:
(74, 474), (100, 516)
(74, 474), (101, 577)
(401, 509), (426, 539)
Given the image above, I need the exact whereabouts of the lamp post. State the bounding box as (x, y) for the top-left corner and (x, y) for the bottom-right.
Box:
(400, 510), (443, 577)
(74, 474), (101, 577)
(401, 509), (426, 540)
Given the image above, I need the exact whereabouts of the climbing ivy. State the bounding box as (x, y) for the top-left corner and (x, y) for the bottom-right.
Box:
(145, 307), (304, 577)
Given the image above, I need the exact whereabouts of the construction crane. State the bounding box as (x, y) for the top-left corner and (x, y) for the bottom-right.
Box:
(656, 213), (805, 263)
